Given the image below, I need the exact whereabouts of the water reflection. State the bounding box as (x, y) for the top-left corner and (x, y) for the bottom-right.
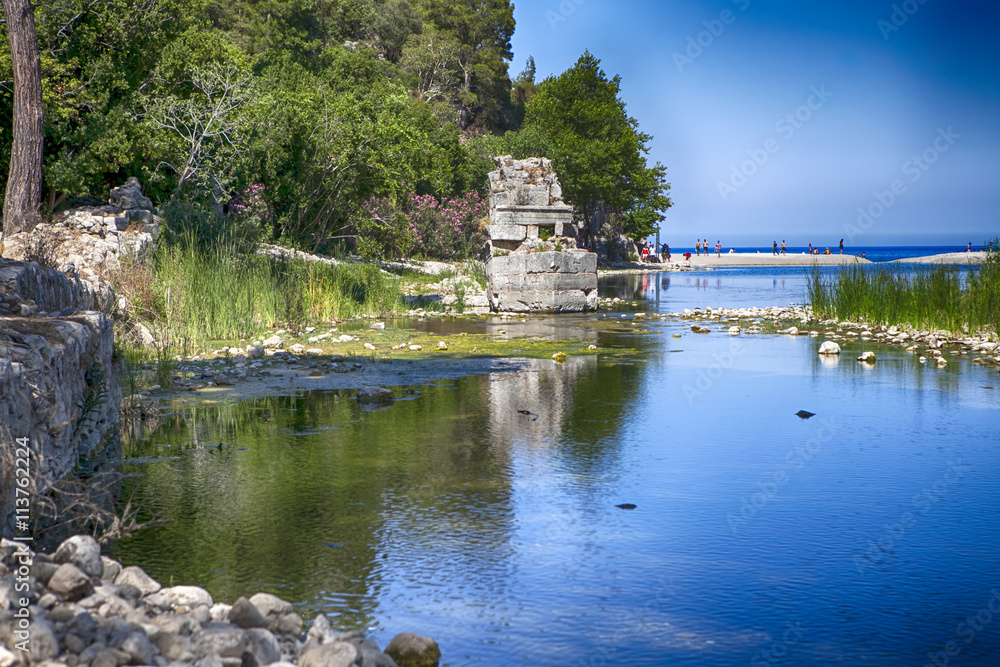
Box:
(109, 269), (1000, 666)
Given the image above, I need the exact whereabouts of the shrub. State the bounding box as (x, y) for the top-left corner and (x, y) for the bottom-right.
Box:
(351, 191), (487, 261)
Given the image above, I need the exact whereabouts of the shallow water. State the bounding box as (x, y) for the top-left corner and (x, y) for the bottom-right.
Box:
(113, 269), (1000, 666)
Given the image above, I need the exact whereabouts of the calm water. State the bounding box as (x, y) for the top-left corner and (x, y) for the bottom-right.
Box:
(113, 267), (1000, 666)
(661, 245), (971, 263)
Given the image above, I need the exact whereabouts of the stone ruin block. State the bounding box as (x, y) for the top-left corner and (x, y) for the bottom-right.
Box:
(483, 156), (598, 313)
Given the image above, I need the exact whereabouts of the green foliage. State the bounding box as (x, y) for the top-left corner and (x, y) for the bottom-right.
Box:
(522, 51), (672, 239)
(1, 0), (675, 263)
(374, 1), (423, 63)
(404, 0), (515, 130)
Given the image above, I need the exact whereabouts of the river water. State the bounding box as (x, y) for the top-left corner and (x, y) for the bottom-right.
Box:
(112, 268), (1000, 666)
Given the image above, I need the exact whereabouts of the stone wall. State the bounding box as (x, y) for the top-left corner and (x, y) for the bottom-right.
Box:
(485, 156), (598, 312)
(1, 177), (160, 300)
(0, 262), (121, 535)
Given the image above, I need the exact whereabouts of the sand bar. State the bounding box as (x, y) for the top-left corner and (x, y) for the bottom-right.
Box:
(633, 251), (987, 270)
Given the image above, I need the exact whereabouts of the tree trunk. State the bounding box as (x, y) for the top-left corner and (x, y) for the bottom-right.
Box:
(1, 0), (44, 245)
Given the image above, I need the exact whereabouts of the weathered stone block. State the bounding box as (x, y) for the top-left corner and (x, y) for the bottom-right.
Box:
(486, 225), (526, 242)
(524, 251), (596, 274)
(487, 254), (526, 277)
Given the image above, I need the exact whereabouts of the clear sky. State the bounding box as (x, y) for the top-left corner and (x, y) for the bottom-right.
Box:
(511, 0), (1000, 247)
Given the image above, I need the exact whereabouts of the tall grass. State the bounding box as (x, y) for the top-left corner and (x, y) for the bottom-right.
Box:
(152, 236), (403, 345)
(808, 247), (1000, 335)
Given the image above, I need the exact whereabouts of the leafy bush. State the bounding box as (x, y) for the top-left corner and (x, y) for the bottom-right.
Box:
(351, 191), (487, 260)
(353, 196), (416, 260)
(407, 192), (487, 260)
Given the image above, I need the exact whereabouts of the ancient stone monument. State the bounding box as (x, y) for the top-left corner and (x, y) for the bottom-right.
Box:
(484, 156), (598, 312)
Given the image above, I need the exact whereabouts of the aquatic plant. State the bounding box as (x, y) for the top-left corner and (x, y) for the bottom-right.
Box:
(808, 244), (999, 335)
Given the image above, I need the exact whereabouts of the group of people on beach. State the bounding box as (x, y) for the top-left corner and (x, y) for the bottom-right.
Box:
(693, 239), (723, 257)
(638, 241), (672, 263)
(771, 238), (847, 255)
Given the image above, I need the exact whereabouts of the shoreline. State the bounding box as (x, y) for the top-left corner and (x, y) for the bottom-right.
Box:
(602, 250), (987, 271)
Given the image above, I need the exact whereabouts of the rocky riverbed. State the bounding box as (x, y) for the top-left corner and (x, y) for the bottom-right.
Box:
(667, 303), (1000, 368)
(0, 536), (440, 667)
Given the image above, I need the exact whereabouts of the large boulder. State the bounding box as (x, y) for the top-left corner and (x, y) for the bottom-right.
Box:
(384, 633), (440, 667)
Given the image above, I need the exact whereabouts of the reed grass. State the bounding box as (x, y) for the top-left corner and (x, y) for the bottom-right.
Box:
(151, 235), (403, 345)
(808, 247), (1000, 335)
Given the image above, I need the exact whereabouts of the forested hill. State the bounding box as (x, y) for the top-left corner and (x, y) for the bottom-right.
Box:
(0, 0), (670, 255)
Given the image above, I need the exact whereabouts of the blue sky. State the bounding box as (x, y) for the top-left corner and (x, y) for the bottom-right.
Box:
(510, 0), (1000, 247)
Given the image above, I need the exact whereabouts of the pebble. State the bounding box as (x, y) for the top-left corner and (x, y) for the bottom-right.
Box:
(0, 536), (435, 667)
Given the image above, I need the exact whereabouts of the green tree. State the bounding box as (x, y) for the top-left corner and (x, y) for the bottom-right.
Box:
(408, 0), (514, 131)
(1, 0), (43, 239)
(249, 50), (443, 252)
(0, 0), (195, 211)
(143, 29), (256, 205)
(524, 50), (671, 239)
(373, 0), (422, 63)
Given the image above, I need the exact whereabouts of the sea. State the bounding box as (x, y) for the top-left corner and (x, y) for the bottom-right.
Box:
(661, 245), (972, 263)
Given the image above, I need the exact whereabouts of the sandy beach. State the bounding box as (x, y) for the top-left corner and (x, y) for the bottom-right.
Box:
(636, 250), (987, 270)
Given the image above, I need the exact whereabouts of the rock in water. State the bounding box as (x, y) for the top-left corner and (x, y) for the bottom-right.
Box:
(615, 503), (637, 510)
(818, 341), (841, 355)
(385, 633), (441, 667)
(795, 410), (816, 419)
(857, 351), (877, 363)
(357, 386), (395, 402)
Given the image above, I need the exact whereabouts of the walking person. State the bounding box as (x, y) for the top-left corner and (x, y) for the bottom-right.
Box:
(781, 240), (786, 255)
(772, 241), (778, 255)
(715, 241), (722, 257)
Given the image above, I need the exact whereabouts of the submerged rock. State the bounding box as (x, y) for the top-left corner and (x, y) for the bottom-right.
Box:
(385, 633), (441, 667)
(357, 386), (395, 402)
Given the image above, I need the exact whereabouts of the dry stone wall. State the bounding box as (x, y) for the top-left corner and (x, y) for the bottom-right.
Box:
(484, 157), (598, 312)
(0, 261), (120, 535)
